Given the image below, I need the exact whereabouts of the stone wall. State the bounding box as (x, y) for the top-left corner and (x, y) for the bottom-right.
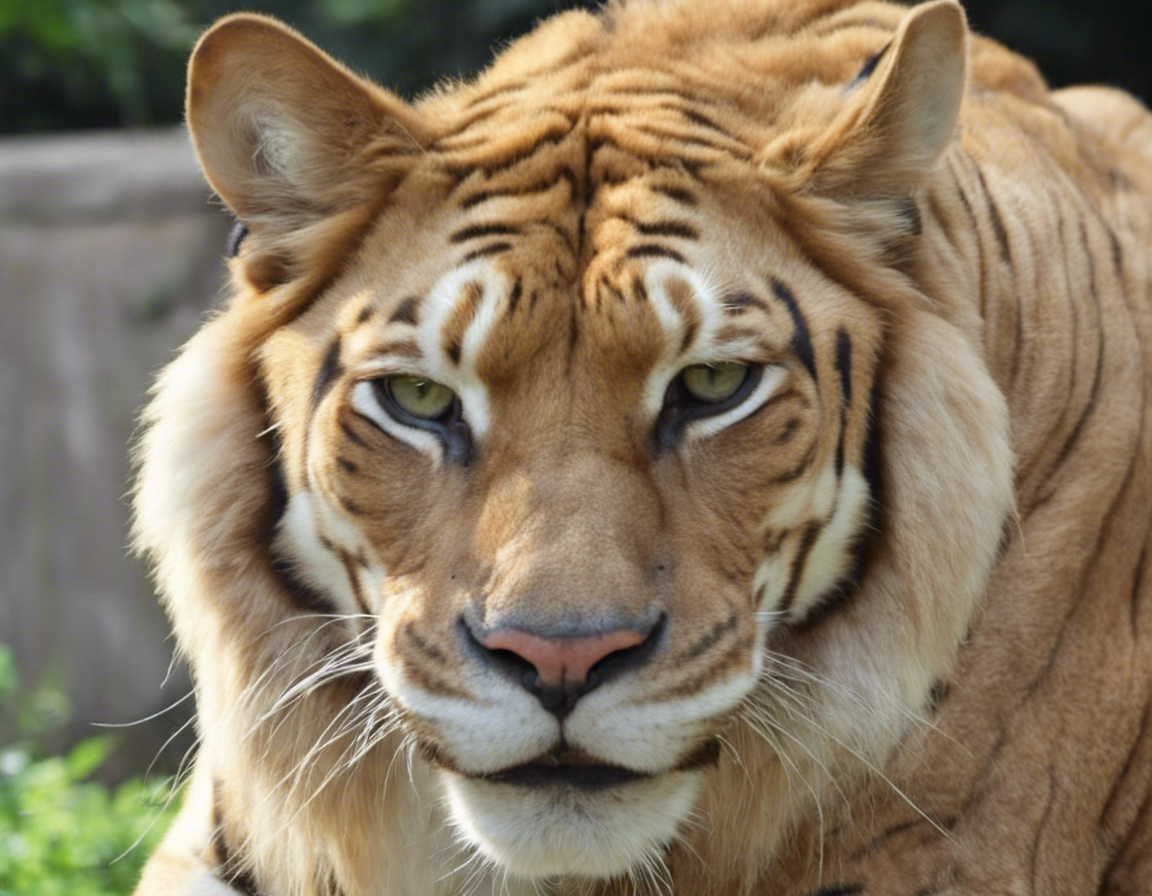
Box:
(0, 128), (230, 777)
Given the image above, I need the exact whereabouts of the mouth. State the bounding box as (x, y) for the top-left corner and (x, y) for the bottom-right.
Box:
(479, 749), (649, 791)
(473, 739), (722, 792)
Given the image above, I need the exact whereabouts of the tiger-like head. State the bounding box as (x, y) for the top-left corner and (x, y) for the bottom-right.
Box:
(138, 0), (1014, 888)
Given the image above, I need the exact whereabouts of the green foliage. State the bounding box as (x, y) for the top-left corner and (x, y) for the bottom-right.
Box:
(0, 0), (1148, 135)
(0, 0), (572, 135)
(0, 645), (178, 896)
(0, 0), (198, 131)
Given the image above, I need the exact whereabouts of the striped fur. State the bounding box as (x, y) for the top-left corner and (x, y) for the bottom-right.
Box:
(133, 1), (1152, 894)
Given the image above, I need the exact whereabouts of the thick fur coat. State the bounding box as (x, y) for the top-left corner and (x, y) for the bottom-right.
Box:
(133, 1), (1152, 893)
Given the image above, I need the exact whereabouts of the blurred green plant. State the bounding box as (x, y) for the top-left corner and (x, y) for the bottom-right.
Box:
(0, 0), (1147, 136)
(0, 0), (198, 131)
(0, 0), (573, 135)
(0, 645), (177, 896)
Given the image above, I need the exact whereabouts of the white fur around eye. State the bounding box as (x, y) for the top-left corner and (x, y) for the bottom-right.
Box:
(682, 363), (789, 441)
(350, 380), (443, 461)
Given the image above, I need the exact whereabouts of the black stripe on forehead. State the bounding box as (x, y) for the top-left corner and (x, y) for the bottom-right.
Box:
(388, 296), (421, 326)
(771, 279), (816, 380)
(311, 338), (344, 413)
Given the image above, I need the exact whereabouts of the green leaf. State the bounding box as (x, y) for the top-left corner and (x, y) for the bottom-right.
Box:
(0, 646), (16, 703)
(64, 737), (111, 782)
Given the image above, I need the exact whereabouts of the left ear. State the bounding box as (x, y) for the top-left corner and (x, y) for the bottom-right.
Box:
(784, 0), (968, 200)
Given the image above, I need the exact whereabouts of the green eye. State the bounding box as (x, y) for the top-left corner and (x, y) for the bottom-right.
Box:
(383, 376), (457, 420)
(680, 362), (750, 403)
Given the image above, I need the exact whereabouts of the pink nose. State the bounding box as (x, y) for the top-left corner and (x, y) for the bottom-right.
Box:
(481, 628), (647, 686)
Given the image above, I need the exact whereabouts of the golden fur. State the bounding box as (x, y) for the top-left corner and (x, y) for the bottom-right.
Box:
(133, 1), (1152, 893)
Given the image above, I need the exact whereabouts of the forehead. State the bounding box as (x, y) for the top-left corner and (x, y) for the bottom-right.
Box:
(341, 121), (806, 371)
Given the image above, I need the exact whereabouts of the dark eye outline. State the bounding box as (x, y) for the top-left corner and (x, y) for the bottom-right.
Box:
(368, 376), (473, 465)
(653, 363), (763, 451)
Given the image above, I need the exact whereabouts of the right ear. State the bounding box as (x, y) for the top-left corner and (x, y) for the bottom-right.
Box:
(186, 14), (428, 265)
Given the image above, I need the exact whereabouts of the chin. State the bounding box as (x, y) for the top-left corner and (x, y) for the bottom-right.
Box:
(440, 766), (704, 880)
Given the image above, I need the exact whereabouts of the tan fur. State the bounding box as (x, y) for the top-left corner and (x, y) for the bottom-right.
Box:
(134, 1), (1152, 894)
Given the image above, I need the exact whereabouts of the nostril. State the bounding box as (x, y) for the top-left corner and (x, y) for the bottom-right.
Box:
(460, 613), (665, 718)
(585, 613), (665, 686)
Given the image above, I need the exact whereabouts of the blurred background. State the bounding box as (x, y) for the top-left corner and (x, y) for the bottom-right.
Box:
(0, 0), (1148, 891)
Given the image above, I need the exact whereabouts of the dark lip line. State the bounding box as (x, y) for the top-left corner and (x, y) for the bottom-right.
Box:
(478, 763), (648, 791)
(465, 738), (723, 791)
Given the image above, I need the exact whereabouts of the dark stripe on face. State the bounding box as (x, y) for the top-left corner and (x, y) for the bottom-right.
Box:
(442, 280), (485, 366)
(861, 375), (884, 517)
(771, 440), (817, 483)
(627, 244), (686, 263)
(311, 339), (343, 413)
(338, 549), (372, 616)
(771, 279), (817, 380)
(835, 328), (853, 408)
(651, 184), (698, 206)
(633, 220), (700, 240)
(791, 380), (884, 632)
(270, 557), (338, 615)
(451, 223), (519, 243)
(341, 419), (371, 449)
(680, 612), (739, 660)
(341, 496), (366, 516)
(462, 241), (514, 263)
(388, 296), (421, 326)
(262, 443), (338, 615)
(778, 522), (822, 617)
(682, 108), (736, 141)
(403, 622), (446, 662)
(508, 278), (524, 314)
(460, 166), (578, 210)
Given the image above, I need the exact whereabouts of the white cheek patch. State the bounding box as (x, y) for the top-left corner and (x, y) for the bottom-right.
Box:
(752, 465), (872, 623)
(766, 459), (839, 529)
(753, 543), (793, 616)
(274, 490), (370, 616)
(567, 663), (759, 773)
(788, 465), (870, 619)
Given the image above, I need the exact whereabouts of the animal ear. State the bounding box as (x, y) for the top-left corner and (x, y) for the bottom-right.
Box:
(186, 14), (426, 237)
(785, 0), (968, 199)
